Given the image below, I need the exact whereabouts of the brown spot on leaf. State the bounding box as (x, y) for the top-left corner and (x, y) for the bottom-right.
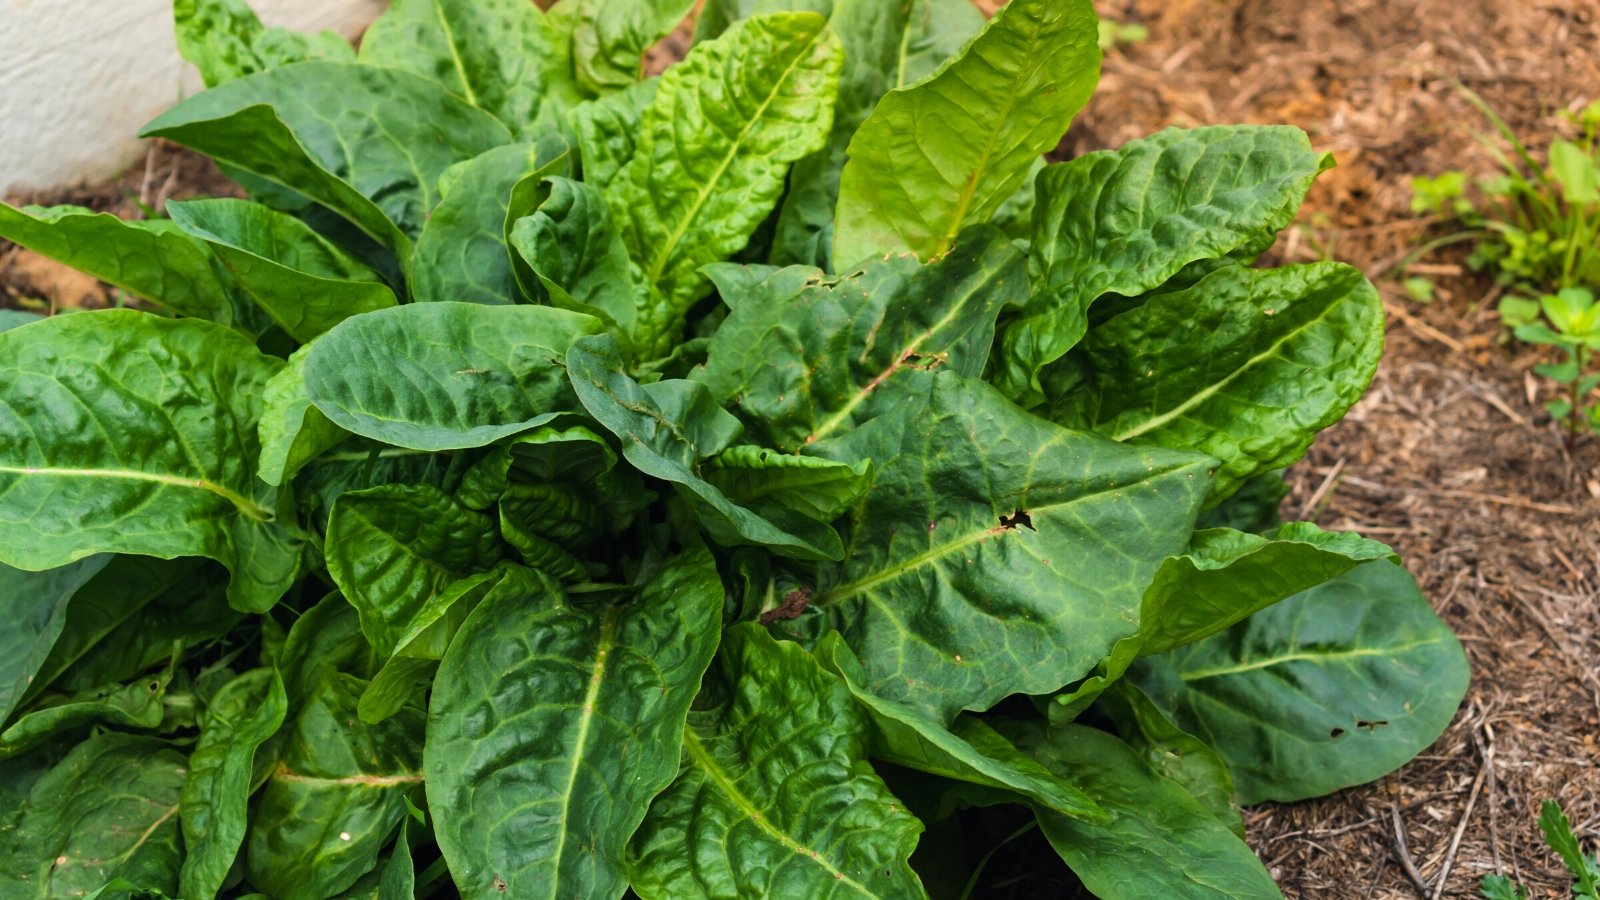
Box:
(760, 586), (812, 625)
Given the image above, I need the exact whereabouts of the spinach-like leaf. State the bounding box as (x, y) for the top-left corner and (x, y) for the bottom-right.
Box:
(570, 0), (698, 94)
(175, 0), (353, 87)
(0, 558), (110, 725)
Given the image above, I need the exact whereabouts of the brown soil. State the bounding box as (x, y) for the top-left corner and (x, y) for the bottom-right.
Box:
(4, 1), (1599, 896)
(1080, 0), (1600, 896)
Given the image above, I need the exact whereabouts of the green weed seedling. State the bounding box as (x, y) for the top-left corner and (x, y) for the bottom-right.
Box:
(1507, 287), (1600, 445)
(1480, 799), (1600, 899)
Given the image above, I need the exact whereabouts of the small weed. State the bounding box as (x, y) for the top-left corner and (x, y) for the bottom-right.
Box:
(1480, 800), (1600, 899)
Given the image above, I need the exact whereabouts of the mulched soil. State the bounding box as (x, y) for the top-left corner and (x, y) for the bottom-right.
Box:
(4, 1), (1599, 896)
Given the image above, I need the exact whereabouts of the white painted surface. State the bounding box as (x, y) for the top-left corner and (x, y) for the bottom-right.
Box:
(0, 0), (385, 195)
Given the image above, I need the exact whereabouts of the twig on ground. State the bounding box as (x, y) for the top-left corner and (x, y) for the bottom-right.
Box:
(1300, 457), (1348, 520)
(1387, 801), (1432, 897)
(1433, 723), (1490, 895)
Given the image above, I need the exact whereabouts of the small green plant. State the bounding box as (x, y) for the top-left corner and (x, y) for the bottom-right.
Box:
(1480, 799), (1600, 899)
(1503, 287), (1600, 445)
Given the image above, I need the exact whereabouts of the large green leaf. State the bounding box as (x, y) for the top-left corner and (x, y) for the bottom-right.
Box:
(303, 302), (601, 451)
(696, 226), (1026, 451)
(627, 624), (924, 899)
(174, 0), (353, 87)
(326, 484), (503, 659)
(781, 374), (1213, 721)
(0, 734), (187, 899)
(413, 141), (573, 306)
(1054, 523), (1398, 717)
(179, 668), (288, 899)
(257, 343), (349, 487)
(426, 549), (723, 899)
(167, 198), (396, 342)
(358, 0), (568, 135)
(570, 0), (697, 94)
(1132, 560), (1469, 804)
(142, 61), (512, 251)
(832, 0), (1100, 267)
(247, 673), (424, 900)
(997, 125), (1326, 404)
(0, 311), (298, 612)
(568, 335), (843, 559)
(1096, 680), (1244, 836)
(0, 558), (110, 725)
(1005, 721), (1282, 899)
(0, 204), (233, 323)
(1054, 263), (1383, 499)
(606, 12), (843, 355)
(567, 80), (657, 191)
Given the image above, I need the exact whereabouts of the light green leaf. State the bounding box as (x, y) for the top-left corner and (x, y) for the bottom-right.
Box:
(0, 734), (187, 899)
(142, 61), (512, 252)
(693, 0), (831, 42)
(0, 558), (110, 725)
(627, 624), (925, 899)
(304, 302), (601, 451)
(1054, 263), (1383, 500)
(696, 226), (1027, 451)
(0, 204), (233, 323)
(1550, 139), (1600, 205)
(166, 198), (396, 342)
(247, 673), (424, 900)
(706, 446), (873, 524)
(607, 12), (844, 355)
(179, 668), (288, 900)
(358, 0), (567, 135)
(781, 374), (1213, 721)
(0, 311), (298, 612)
(1055, 522), (1397, 717)
(567, 335), (843, 560)
(570, 0), (697, 94)
(998, 125), (1326, 404)
(1005, 721), (1282, 899)
(426, 549), (723, 899)
(257, 343), (349, 487)
(832, 0), (1100, 267)
(568, 80), (657, 191)
(175, 0), (353, 87)
(413, 141), (573, 305)
(1132, 560), (1470, 804)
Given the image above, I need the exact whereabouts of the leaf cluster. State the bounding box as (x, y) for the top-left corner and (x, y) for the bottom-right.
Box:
(0, 1), (1468, 898)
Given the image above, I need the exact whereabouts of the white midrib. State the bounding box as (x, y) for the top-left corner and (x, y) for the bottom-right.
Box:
(432, 6), (480, 107)
(546, 606), (618, 897)
(0, 464), (271, 522)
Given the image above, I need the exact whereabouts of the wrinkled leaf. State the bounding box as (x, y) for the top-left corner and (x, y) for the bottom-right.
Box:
(175, 0), (353, 87)
(570, 0), (697, 94)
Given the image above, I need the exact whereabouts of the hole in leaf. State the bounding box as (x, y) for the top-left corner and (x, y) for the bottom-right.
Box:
(998, 509), (1035, 531)
(1356, 719), (1389, 731)
(1329, 727), (1347, 738)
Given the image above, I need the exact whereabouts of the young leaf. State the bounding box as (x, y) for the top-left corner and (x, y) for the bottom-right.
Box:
(179, 668), (289, 900)
(1, 677), (168, 760)
(303, 302), (601, 451)
(0, 558), (110, 725)
(1052, 263), (1383, 501)
(0, 311), (299, 612)
(570, 0), (698, 94)
(1549, 139), (1600, 205)
(627, 624), (925, 899)
(167, 198), (397, 342)
(780, 374), (1214, 721)
(705, 446), (873, 524)
(998, 125), (1327, 404)
(832, 0), (1100, 267)
(606, 12), (844, 355)
(426, 550), (723, 899)
(1131, 560), (1469, 804)
(1539, 800), (1600, 899)
(175, 0), (353, 87)
(1003, 722), (1282, 899)
(0, 734), (187, 898)
(0, 204), (234, 324)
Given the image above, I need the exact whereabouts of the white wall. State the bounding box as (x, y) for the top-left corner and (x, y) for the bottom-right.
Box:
(0, 0), (385, 196)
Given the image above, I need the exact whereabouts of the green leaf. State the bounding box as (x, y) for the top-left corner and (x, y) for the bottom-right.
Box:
(897, 0), (987, 87)
(1479, 874), (1528, 900)
(0, 310), (42, 333)
(0, 310), (298, 612)
(606, 12), (844, 355)
(1132, 560), (1469, 804)
(782, 374), (1213, 721)
(174, 0), (353, 87)
(1004, 721), (1282, 899)
(1549, 139), (1600, 205)
(627, 624), (925, 899)
(426, 548), (723, 899)
(1, 678), (168, 759)
(567, 335), (844, 559)
(570, 0), (697, 94)
(0, 558), (110, 725)
(1095, 680), (1243, 836)
(0, 204), (233, 323)
(257, 343), (349, 487)
(706, 445), (873, 524)
(814, 632), (1103, 822)
(1539, 800), (1600, 898)
(1053, 263), (1383, 500)
(832, 0), (1100, 267)
(142, 62), (513, 252)
(568, 80), (657, 191)
(696, 226), (1027, 451)
(455, 423), (649, 526)
(304, 302), (601, 451)
(247, 673), (424, 900)
(378, 819), (416, 900)
(326, 483), (503, 659)
(999, 125), (1327, 405)
(179, 668), (289, 899)
(1542, 287), (1599, 338)
(0, 734), (187, 899)
(166, 198), (396, 342)
(358, 0), (568, 135)
(1055, 523), (1397, 716)
(413, 141), (573, 306)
